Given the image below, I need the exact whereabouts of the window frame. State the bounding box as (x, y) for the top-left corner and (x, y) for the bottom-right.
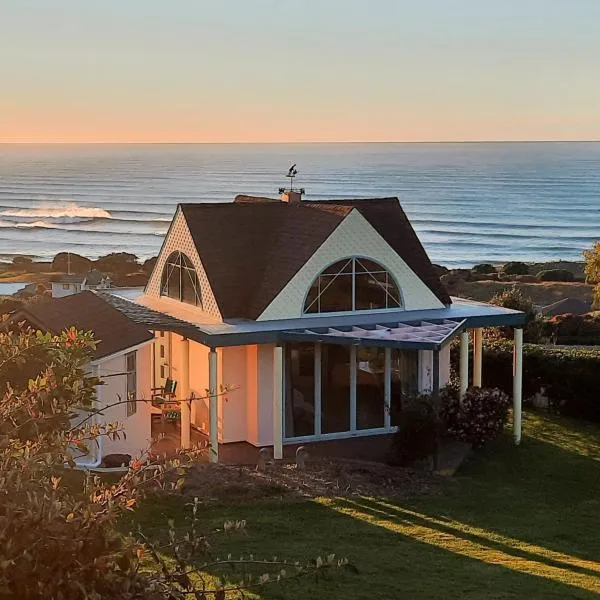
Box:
(160, 251), (202, 308)
(126, 352), (137, 417)
(302, 256), (403, 316)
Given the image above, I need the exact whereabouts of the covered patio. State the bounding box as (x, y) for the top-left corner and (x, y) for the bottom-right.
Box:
(103, 292), (527, 464)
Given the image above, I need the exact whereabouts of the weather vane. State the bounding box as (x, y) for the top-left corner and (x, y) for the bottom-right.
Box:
(278, 163), (305, 196)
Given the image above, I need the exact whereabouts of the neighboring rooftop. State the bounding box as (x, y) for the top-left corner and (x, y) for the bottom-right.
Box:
(178, 196), (450, 320)
(14, 291), (153, 359)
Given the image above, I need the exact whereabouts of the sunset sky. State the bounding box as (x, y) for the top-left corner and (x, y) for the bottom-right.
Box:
(2, 0), (600, 143)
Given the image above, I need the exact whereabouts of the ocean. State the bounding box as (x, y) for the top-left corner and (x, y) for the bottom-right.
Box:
(0, 142), (598, 269)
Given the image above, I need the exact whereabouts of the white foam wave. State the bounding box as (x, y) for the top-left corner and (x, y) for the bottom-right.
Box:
(0, 203), (112, 220)
(15, 220), (58, 229)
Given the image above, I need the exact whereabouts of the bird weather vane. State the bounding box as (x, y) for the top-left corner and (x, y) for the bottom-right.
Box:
(279, 163), (305, 196)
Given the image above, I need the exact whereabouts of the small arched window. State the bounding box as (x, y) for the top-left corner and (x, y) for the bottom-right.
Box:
(304, 257), (402, 314)
(160, 252), (202, 308)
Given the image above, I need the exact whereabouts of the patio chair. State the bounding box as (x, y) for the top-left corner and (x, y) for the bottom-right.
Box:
(151, 379), (180, 432)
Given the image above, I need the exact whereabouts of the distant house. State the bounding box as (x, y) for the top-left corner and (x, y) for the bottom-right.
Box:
(51, 269), (112, 298)
(96, 189), (527, 464)
(12, 291), (154, 466)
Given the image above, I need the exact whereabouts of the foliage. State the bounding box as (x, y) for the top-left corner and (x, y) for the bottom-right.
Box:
(0, 324), (346, 598)
(441, 384), (510, 447)
(11, 255), (33, 268)
(454, 340), (600, 422)
(94, 252), (140, 275)
(51, 252), (92, 273)
(584, 241), (600, 308)
(471, 263), (496, 275)
(544, 312), (600, 345)
(500, 261), (529, 276)
(388, 396), (437, 466)
(489, 286), (543, 342)
(536, 269), (574, 282)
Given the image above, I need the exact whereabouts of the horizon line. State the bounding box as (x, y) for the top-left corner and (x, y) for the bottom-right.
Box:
(1, 139), (600, 146)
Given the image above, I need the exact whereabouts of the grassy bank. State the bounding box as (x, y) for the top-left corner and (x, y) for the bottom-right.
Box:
(126, 412), (600, 599)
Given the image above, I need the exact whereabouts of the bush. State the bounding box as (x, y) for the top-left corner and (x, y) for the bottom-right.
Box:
(501, 262), (529, 276)
(489, 286), (543, 342)
(584, 241), (600, 309)
(536, 269), (575, 282)
(472, 263), (496, 275)
(388, 396), (437, 466)
(454, 340), (600, 422)
(441, 384), (510, 447)
(544, 312), (600, 345)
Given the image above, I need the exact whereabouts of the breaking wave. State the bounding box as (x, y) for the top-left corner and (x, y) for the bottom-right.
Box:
(0, 203), (112, 220)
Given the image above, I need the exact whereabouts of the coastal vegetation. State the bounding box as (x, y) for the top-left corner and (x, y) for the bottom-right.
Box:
(584, 241), (600, 309)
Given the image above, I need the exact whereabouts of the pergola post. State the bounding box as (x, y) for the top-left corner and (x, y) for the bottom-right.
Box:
(273, 345), (284, 461)
(208, 348), (219, 463)
(473, 327), (483, 388)
(459, 330), (469, 399)
(432, 350), (441, 470)
(179, 338), (191, 450)
(513, 328), (523, 445)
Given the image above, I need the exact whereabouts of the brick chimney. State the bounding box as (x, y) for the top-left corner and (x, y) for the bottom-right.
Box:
(280, 190), (303, 203)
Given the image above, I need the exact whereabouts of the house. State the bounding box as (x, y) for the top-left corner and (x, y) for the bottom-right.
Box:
(11, 291), (154, 466)
(100, 189), (527, 464)
(51, 269), (111, 298)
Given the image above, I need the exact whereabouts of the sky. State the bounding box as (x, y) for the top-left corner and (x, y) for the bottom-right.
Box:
(2, 0), (600, 143)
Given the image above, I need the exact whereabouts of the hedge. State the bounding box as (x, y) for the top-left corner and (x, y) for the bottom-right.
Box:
(451, 341), (600, 422)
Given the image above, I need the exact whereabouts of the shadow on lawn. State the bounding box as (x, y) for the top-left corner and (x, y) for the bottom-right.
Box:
(127, 412), (600, 599)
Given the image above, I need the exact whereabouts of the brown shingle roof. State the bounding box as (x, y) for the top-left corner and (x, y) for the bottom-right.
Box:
(180, 196), (450, 320)
(17, 291), (153, 359)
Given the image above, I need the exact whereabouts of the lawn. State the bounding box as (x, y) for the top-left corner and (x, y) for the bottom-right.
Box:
(127, 412), (600, 599)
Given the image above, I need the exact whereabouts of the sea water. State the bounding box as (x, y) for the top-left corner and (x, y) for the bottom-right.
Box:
(0, 142), (598, 268)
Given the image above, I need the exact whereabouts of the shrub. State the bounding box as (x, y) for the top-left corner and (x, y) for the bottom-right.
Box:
(388, 396), (437, 466)
(584, 241), (600, 309)
(543, 312), (600, 345)
(441, 384), (510, 447)
(536, 269), (575, 282)
(452, 340), (600, 422)
(501, 261), (529, 276)
(489, 286), (543, 342)
(472, 263), (496, 275)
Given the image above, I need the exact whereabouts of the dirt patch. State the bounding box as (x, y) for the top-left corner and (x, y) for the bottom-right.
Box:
(447, 280), (594, 306)
(181, 458), (444, 503)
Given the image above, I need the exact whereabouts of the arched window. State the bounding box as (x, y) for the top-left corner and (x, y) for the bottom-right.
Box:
(304, 257), (402, 314)
(160, 252), (202, 308)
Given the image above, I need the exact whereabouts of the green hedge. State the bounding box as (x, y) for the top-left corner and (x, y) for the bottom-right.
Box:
(451, 341), (600, 422)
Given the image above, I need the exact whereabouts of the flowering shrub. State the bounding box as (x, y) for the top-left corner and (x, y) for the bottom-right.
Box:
(441, 384), (510, 447)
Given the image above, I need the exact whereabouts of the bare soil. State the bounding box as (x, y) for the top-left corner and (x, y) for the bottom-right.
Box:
(180, 458), (444, 504)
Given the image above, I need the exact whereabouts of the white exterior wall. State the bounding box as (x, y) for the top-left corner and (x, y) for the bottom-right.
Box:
(221, 346), (248, 443)
(258, 209), (444, 321)
(96, 344), (152, 459)
(145, 208), (222, 321)
(439, 345), (451, 388)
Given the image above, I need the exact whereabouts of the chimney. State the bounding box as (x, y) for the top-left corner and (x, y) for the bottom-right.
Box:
(280, 190), (303, 203)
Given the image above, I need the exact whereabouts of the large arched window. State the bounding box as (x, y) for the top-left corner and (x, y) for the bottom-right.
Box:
(160, 252), (202, 308)
(304, 257), (402, 314)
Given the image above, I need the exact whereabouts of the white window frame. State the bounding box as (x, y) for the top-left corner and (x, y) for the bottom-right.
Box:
(126, 352), (137, 417)
(302, 256), (404, 316)
(283, 342), (421, 444)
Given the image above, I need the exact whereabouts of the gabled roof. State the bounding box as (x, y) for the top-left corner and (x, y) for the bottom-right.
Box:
(14, 291), (153, 360)
(178, 196), (450, 320)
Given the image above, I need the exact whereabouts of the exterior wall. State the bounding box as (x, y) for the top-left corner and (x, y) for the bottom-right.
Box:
(258, 209), (445, 321)
(256, 344), (275, 446)
(439, 345), (451, 388)
(221, 346), (248, 443)
(96, 344), (152, 459)
(51, 282), (81, 298)
(145, 207), (222, 321)
(418, 347), (451, 393)
(189, 339), (211, 432)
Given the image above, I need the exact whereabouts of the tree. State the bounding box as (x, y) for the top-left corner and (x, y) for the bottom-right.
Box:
(489, 286), (543, 342)
(584, 241), (600, 309)
(0, 323), (346, 598)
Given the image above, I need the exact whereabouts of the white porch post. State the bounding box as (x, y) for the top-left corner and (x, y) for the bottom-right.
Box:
(459, 330), (469, 399)
(473, 327), (483, 388)
(513, 328), (523, 445)
(208, 348), (219, 463)
(273, 345), (284, 460)
(179, 338), (191, 449)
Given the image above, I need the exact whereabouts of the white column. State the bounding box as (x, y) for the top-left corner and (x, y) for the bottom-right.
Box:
(208, 348), (219, 463)
(273, 345), (284, 460)
(513, 328), (523, 445)
(473, 328), (483, 388)
(459, 330), (469, 399)
(179, 338), (191, 449)
(314, 343), (322, 435)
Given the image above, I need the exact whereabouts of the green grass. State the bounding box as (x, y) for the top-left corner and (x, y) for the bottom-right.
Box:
(127, 412), (600, 599)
